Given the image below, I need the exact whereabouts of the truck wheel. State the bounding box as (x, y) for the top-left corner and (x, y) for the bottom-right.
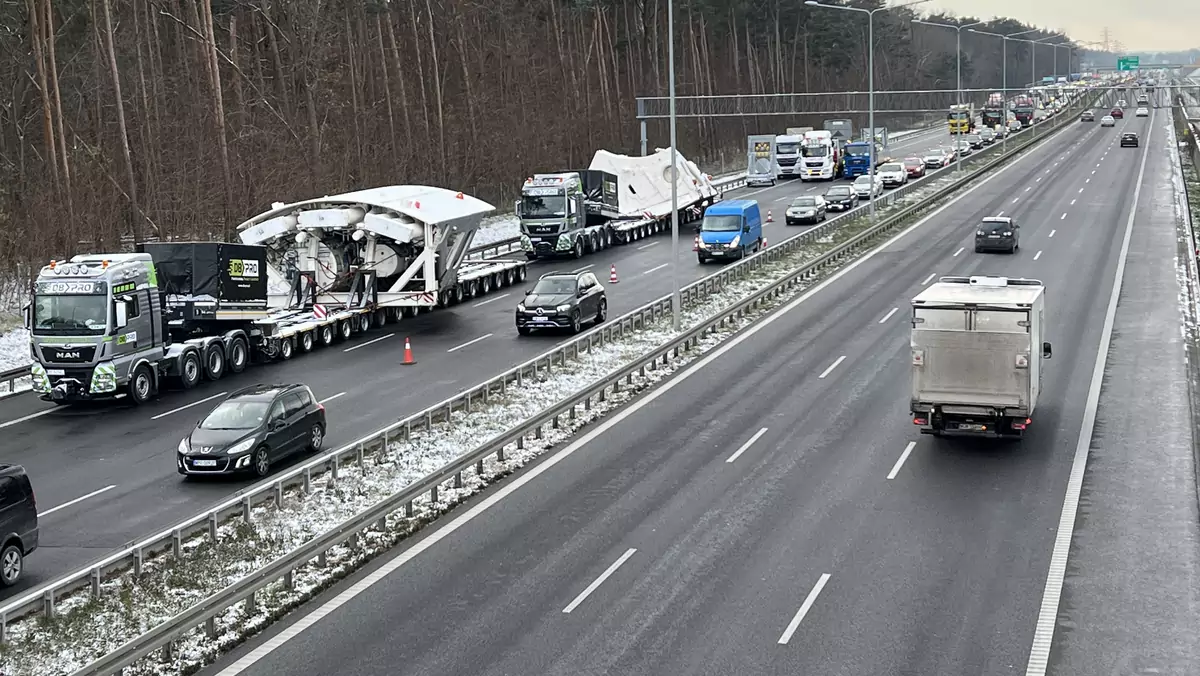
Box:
(516, 266), (527, 282)
(280, 337), (294, 360)
(300, 331), (314, 353)
(573, 237), (584, 258)
(590, 234), (599, 252)
(481, 275), (492, 294)
(373, 310), (386, 328)
(129, 364), (154, 404)
(339, 320), (353, 341)
(203, 344), (225, 381)
(358, 314), (370, 333)
(320, 325), (335, 345)
(228, 338), (248, 373)
(179, 352), (201, 389)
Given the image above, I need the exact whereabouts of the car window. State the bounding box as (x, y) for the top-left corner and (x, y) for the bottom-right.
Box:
(879, 163), (903, 172)
(269, 400), (286, 422)
(582, 273), (598, 287)
(0, 477), (18, 508)
(298, 388), (315, 407)
(979, 220), (1010, 233)
(854, 176), (870, 184)
(283, 393), (305, 418)
(827, 187), (850, 196)
(531, 278), (577, 294)
(199, 400), (269, 430)
(791, 197), (816, 207)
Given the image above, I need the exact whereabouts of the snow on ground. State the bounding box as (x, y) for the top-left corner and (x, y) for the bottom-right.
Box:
(0, 163), (969, 676)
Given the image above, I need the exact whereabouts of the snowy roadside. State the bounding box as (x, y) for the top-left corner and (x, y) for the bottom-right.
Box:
(0, 274), (31, 395)
(0, 167), (965, 676)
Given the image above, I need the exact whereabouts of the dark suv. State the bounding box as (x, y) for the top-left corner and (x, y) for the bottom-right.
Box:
(975, 216), (1020, 254)
(516, 271), (607, 335)
(1120, 132), (1139, 147)
(0, 464), (38, 587)
(177, 384), (327, 478)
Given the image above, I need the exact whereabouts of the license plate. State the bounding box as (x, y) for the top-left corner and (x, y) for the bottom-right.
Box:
(47, 368), (65, 376)
(532, 317), (549, 322)
(988, 234), (1000, 238)
(954, 423), (986, 431)
(711, 251), (725, 256)
(192, 459), (218, 467)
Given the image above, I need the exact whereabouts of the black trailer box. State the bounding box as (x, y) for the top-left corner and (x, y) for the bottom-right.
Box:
(139, 242), (268, 310)
(577, 170), (619, 209)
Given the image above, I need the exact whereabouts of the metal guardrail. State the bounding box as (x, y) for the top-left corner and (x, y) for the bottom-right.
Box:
(0, 366), (26, 395)
(28, 94), (1098, 675)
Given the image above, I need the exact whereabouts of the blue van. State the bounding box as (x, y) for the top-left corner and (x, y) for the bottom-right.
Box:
(697, 200), (764, 264)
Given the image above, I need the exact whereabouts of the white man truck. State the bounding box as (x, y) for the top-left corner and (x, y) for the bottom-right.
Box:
(774, 127), (812, 179)
(799, 130), (841, 181)
(909, 276), (1053, 439)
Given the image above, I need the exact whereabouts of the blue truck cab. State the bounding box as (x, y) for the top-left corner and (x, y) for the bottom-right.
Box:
(842, 141), (873, 178)
(697, 200), (763, 263)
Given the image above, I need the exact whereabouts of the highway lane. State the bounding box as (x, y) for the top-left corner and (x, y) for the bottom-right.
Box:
(0, 123), (956, 598)
(202, 111), (1151, 675)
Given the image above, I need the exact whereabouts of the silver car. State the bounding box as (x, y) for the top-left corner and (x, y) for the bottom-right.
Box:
(1100, 115), (1116, 127)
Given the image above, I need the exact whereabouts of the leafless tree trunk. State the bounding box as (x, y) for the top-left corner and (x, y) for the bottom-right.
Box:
(101, 0), (148, 242)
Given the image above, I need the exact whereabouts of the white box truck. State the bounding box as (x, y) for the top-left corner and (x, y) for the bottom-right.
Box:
(909, 276), (1053, 439)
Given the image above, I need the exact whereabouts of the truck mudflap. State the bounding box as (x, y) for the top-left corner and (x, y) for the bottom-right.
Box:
(911, 405), (1031, 438)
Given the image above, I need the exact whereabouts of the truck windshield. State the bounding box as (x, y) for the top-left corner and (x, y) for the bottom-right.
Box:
(801, 145), (828, 158)
(701, 215), (743, 232)
(776, 143), (800, 154)
(519, 194), (566, 219)
(844, 146), (868, 157)
(33, 294), (108, 336)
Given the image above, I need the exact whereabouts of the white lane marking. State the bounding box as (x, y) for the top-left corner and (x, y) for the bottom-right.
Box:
(878, 307), (899, 324)
(1025, 186), (1032, 192)
(1033, 250), (1043, 261)
(1085, 178), (1091, 183)
(637, 242), (659, 250)
(921, 273), (937, 285)
(778, 573), (832, 645)
(446, 333), (493, 353)
(472, 293), (510, 308)
(0, 408), (56, 430)
(953, 247), (965, 257)
(1091, 169), (1097, 175)
(150, 391), (228, 420)
(562, 548), (638, 614)
(996, 211), (1005, 217)
(643, 263), (669, 275)
(887, 442), (917, 480)
(1049, 230), (1056, 238)
(726, 427), (769, 463)
(38, 485), (117, 518)
(1023, 109), (1152, 676)
(1070, 199), (1076, 206)
(318, 392), (346, 405)
(571, 264), (594, 273)
(343, 332), (394, 353)
(213, 119), (1082, 676)
(817, 355), (846, 379)
(1037, 176), (1043, 182)
(1079, 188), (1085, 193)
(1012, 197), (1020, 203)
(1061, 213), (1067, 220)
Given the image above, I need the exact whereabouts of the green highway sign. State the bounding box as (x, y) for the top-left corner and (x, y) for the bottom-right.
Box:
(1117, 56), (1140, 71)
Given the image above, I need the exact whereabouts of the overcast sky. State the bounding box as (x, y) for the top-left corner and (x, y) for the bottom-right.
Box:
(917, 0), (1198, 52)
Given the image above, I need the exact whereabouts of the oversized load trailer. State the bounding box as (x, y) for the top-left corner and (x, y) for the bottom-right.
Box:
(516, 148), (722, 258)
(909, 276), (1053, 439)
(981, 93), (1007, 128)
(237, 185), (527, 310)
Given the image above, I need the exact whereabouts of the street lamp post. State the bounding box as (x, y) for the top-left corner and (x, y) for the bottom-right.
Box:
(969, 27), (1039, 155)
(807, 0), (929, 217)
(911, 19), (983, 173)
(668, 0), (680, 330)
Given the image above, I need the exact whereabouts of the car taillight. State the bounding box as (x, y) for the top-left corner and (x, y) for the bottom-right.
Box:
(317, 403), (325, 412)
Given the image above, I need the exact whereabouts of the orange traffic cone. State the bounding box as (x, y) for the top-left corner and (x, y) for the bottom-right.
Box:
(401, 337), (416, 365)
(766, 210), (774, 223)
(609, 263), (619, 284)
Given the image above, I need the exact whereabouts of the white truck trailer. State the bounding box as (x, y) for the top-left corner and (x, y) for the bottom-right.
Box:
(909, 276), (1053, 439)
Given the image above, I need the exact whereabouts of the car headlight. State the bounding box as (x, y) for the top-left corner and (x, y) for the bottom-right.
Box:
(977, 230), (986, 236)
(556, 304), (572, 314)
(516, 303), (526, 312)
(226, 438), (257, 455)
(1003, 231), (1012, 236)
(178, 438), (189, 453)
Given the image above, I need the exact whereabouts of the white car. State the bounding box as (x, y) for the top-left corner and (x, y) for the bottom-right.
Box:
(922, 149), (949, 168)
(852, 174), (884, 199)
(1100, 115), (1116, 127)
(1135, 107), (1149, 117)
(993, 124), (1008, 139)
(875, 162), (908, 188)
(1117, 99), (1127, 107)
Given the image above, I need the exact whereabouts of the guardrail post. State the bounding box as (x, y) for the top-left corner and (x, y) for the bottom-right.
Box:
(476, 458), (485, 476)
(134, 546), (144, 576)
(405, 500), (414, 517)
(376, 515), (387, 531)
(274, 481), (284, 507)
(304, 467), (312, 494)
(246, 590), (257, 615)
(318, 551), (328, 567)
(348, 532), (359, 548)
(465, 391), (472, 413)
(454, 471), (463, 489)
(42, 589), (54, 617)
(404, 420), (412, 441)
(430, 485), (440, 503)
(1, 612), (7, 645)
(498, 445), (507, 461)
(243, 496), (253, 522)
(173, 529), (183, 558)
(91, 567), (101, 597)
(209, 513), (219, 542)
(161, 640), (175, 662)
(425, 410), (433, 430)
(356, 444), (365, 467)
(284, 569), (296, 589)
(331, 455), (339, 483)
(535, 423), (544, 440)
(445, 401), (453, 421)
(552, 414), (560, 430)
(205, 617), (217, 639)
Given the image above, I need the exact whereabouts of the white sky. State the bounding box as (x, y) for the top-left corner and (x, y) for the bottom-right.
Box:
(917, 0), (1199, 52)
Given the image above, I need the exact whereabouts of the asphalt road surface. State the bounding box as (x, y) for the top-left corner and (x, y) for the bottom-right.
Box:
(0, 123), (961, 599)
(198, 110), (1199, 675)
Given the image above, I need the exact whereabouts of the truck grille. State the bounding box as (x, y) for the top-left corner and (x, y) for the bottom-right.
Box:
(527, 225), (559, 235)
(778, 158), (798, 166)
(40, 345), (97, 363)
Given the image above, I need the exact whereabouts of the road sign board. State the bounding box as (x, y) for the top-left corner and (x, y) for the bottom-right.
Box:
(1117, 56), (1139, 71)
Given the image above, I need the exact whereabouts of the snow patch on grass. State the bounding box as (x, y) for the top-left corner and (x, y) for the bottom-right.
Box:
(0, 161), (961, 676)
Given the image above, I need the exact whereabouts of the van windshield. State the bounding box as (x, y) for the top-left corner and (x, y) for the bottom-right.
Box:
(701, 215), (743, 232)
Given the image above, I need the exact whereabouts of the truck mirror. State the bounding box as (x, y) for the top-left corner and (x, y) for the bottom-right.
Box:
(1042, 342), (1052, 359)
(114, 299), (129, 328)
(513, 200), (521, 216)
(743, 225), (751, 233)
(21, 303), (31, 330)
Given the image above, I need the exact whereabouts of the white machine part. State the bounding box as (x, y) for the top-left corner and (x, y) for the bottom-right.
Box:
(237, 185), (493, 308)
(588, 148), (719, 218)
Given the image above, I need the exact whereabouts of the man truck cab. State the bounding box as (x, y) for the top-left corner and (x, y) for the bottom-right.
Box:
(696, 200), (763, 263)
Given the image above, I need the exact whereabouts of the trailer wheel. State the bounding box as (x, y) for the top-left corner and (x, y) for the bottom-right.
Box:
(300, 331), (314, 353)
(179, 351), (201, 389)
(589, 234), (599, 253)
(280, 337), (295, 360)
(129, 365), (154, 404)
(320, 325), (335, 345)
(504, 268), (515, 286)
(466, 280), (479, 298)
(202, 344), (226, 381)
(339, 320), (353, 341)
(516, 266), (527, 282)
(228, 338), (248, 373)
(358, 314), (370, 333)
(452, 285), (464, 303)
(481, 275), (492, 294)
(373, 310), (386, 328)
(602, 229), (611, 249)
